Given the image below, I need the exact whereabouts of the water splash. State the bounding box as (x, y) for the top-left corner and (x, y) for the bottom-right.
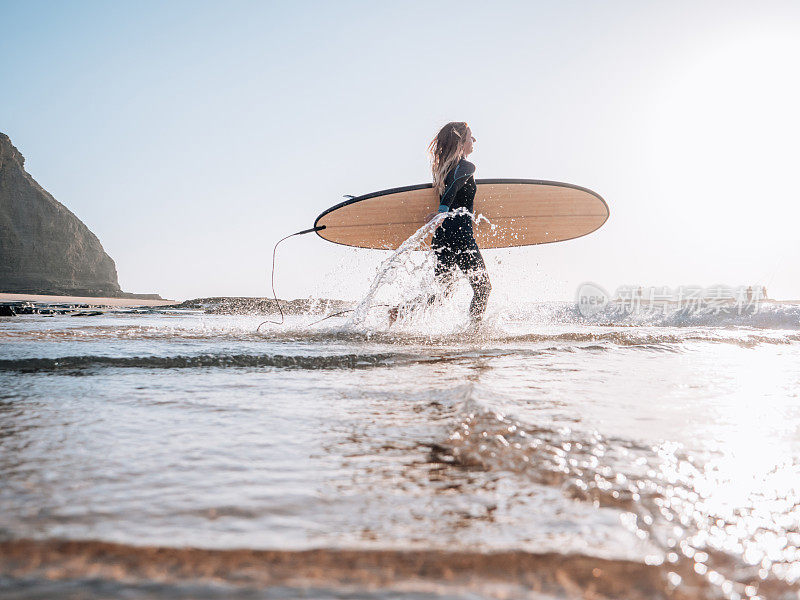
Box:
(346, 209), (491, 331)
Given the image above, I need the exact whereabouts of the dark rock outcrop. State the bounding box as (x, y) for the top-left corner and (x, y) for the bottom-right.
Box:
(0, 132), (122, 296)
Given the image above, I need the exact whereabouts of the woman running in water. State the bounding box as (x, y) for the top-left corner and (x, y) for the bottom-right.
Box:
(390, 122), (491, 324)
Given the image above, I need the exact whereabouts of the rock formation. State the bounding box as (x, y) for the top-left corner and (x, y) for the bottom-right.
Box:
(0, 132), (122, 296)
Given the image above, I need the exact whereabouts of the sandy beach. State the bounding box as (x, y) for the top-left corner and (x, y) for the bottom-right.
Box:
(0, 292), (178, 307)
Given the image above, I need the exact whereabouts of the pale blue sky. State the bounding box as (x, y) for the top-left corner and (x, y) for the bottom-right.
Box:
(2, 1), (799, 301)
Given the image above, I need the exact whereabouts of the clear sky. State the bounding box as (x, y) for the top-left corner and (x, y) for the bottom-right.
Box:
(2, 0), (799, 302)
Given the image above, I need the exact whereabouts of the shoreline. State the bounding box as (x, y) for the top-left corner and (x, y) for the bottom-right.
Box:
(2, 293), (797, 311)
(0, 292), (178, 307)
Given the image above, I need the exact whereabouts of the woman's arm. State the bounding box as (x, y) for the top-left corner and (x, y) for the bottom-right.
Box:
(438, 160), (476, 212)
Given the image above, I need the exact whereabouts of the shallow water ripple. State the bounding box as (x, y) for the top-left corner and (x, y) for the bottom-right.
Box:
(1, 305), (799, 599)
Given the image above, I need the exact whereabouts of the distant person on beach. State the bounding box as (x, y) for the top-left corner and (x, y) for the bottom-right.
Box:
(390, 122), (491, 325)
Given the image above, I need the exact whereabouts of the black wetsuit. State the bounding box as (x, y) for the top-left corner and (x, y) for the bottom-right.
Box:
(430, 159), (491, 319)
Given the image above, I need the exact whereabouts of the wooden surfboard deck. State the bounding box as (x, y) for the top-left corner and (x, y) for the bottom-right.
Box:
(314, 179), (608, 250)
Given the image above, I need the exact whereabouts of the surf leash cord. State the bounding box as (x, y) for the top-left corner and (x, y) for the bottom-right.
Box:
(257, 225), (325, 330)
(256, 221), (393, 332)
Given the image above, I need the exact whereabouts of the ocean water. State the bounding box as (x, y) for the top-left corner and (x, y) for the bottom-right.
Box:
(1, 293), (800, 599)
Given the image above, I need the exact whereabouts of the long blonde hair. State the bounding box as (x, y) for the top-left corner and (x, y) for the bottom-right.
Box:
(428, 122), (470, 196)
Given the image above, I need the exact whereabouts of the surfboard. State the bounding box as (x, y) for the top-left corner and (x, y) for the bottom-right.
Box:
(314, 179), (608, 250)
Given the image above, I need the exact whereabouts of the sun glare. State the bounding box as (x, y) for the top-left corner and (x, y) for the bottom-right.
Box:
(647, 32), (800, 246)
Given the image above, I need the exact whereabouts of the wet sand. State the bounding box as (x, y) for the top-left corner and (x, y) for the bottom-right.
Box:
(0, 539), (703, 600)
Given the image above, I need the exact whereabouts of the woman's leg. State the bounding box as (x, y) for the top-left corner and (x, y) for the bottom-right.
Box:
(455, 239), (491, 320)
(427, 245), (457, 307)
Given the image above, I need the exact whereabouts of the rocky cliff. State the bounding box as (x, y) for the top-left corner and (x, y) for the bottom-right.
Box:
(0, 132), (122, 296)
